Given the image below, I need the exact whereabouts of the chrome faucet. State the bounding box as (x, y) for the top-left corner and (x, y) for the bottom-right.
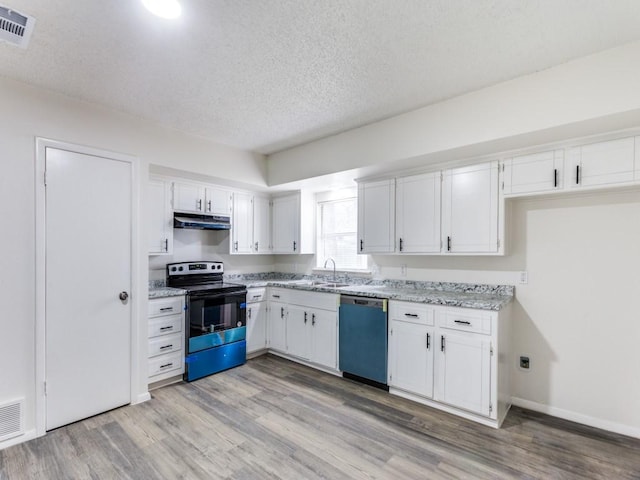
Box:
(323, 258), (337, 283)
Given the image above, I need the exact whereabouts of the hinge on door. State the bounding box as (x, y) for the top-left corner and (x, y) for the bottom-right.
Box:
(389, 374), (392, 382)
(390, 328), (393, 336)
(44, 381), (47, 395)
(501, 163), (505, 172)
(490, 345), (494, 356)
(43, 171), (47, 186)
(501, 181), (504, 190)
(489, 403), (493, 412)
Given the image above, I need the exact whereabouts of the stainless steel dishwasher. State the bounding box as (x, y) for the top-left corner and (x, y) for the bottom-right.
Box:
(339, 295), (388, 389)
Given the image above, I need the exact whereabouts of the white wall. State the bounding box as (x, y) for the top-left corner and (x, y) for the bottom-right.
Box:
(0, 77), (267, 448)
(268, 40), (640, 185)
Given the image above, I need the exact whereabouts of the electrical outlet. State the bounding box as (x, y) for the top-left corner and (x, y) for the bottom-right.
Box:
(400, 264), (407, 277)
(519, 271), (528, 284)
(519, 356), (530, 370)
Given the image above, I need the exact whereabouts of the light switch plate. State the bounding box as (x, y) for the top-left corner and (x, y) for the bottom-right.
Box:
(519, 271), (528, 284)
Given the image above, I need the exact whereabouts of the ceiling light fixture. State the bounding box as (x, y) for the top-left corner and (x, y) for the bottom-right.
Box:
(142, 0), (181, 19)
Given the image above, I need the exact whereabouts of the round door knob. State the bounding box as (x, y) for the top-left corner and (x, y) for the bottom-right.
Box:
(119, 291), (129, 301)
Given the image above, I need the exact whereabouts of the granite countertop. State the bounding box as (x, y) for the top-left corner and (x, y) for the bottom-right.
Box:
(149, 287), (187, 299)
(149, 273), (514, 310)
(233, 274), (514, 311)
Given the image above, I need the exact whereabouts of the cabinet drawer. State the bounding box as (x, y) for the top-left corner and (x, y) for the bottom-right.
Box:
(269, 288), (289, 303)
(148, 297), (183, 317)
(148, 333), (182, 358)
(437, 308), (493, 335)
(149, 314), (183, 338)
(148, 351), (183, 378)
(247, 287), (267, 303)
(389, 301), (434, 326)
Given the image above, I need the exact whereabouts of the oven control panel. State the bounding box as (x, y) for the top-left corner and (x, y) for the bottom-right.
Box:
(167, 261), (224, 275)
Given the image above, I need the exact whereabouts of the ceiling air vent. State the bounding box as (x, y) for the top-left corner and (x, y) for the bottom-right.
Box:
(0, 6), (35, 48)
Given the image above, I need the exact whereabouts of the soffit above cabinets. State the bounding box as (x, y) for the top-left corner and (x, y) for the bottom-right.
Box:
(2, 1), (640, 155)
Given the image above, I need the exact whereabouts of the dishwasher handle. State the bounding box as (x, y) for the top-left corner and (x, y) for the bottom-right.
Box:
(340, 295), (385, 309)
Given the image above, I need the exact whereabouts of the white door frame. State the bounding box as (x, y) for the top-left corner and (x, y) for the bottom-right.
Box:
(34, 138), (144, 437)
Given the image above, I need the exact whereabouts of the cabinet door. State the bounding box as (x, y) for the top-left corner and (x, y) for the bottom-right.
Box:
(206, 187), (232, 215)
(503, 150), (564, 195)
(231, 192), (253, 254)
(246, 302), (267, 353)
(253, 196), (272, 253)
(435, 330), (491, 416)
(396, 173), (441, 253)
(286, 305), (311, 359)
(268, 301), (287, 352)
(441, 162), (499, 253)
(148, 179), (173, 255)
(173, 182), (205, 213)
(310, 309), (337, 369)
(568, 136), (635, 189)
(272, 194), (300, 254)
(357, 179), (395, 253)
(388, 320), (434, 398)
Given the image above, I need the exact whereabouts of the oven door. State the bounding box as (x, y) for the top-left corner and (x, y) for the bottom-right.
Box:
(187, 291), (246, 353)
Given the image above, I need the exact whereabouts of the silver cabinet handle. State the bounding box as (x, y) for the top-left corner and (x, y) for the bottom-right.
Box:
(280, 307), (284, 318)
(159, 307), (173, 312)
(159, 344), (173, 350)
(312, 313), (316, 326)
(164, 238), (169, 252)
(160, 363), (173, 369)
(197, 199), (202, 211)
(207, 200), (212, 212)
(304, 311), (308, 324)
(248, 308), (252, 319)
(426, 333), (430, 350)
(454, 320), (471, 325)
(160, 326), (173, 331)
(404, 313), (419, 318)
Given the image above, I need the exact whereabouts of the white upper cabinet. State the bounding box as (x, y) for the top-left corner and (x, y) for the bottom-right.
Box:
(253, 196), (272, 253)
(272, 194), (299, 254)
(357, 179), (395, 253)
(271, 192), (314, 254)
(503, 150), (564, 196)
(568, 136), (636, 189)
(173, 182), (205, 213)
(205, 187), (232, 215)
(396, 172), (441, 253)
(173, 181), (232, 215)
(231, 192), (253, 254)
(441, 161), (500, 254)
(148, 178), (173, 255)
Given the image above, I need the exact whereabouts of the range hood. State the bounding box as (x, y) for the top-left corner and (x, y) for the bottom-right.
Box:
(174, 212), (231, 230)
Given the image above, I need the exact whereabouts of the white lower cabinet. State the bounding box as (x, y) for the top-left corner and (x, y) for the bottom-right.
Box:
(388, 300), (510, 428)
(267, 288), (288, 353)
(266, 288), (338, 371)
(435, 329), (492, 416)
(147, 296), (185, 385)
(246, 288), (267, 354)
(388, 302), (435, 398)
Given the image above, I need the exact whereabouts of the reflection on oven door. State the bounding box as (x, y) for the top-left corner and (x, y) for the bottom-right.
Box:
(188, 326), (246, 353)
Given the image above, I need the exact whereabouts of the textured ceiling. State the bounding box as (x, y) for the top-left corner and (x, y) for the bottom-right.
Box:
(1, 1), (640, 154)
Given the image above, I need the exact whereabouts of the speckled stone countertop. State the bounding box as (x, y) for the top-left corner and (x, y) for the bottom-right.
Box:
(225, 273), (514, 311)
(148, 280), (187, 299)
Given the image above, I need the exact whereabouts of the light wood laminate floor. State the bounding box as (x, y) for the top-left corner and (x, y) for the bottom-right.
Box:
(1, 354), (639, 479)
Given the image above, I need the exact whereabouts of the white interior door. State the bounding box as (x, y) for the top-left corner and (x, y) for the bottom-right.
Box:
(45, 147), (132, 430)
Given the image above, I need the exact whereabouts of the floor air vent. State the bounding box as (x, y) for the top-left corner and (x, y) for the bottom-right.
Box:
(0, 399), (24, 441)
(0, 6), (35, 48)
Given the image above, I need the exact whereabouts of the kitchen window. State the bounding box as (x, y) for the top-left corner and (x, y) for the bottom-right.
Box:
(316, 193), (367, 271)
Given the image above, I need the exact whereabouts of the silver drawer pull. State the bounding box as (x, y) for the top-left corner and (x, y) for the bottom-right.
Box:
(159, 344), (173, 350)
(404, 313), (419, 318)
(159, 307), (174, 312)
(160, 326), (174, 331)
(272, 294), (280, 298)
(252, 295), (261, 300)
(454, 320), (471, 325)
(160, 363), (173, 369)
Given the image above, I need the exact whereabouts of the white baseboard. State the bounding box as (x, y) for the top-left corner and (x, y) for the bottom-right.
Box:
(133, 392), (151, 404)
(511, 397), (640, 439)
(0, 429), (37, 451)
